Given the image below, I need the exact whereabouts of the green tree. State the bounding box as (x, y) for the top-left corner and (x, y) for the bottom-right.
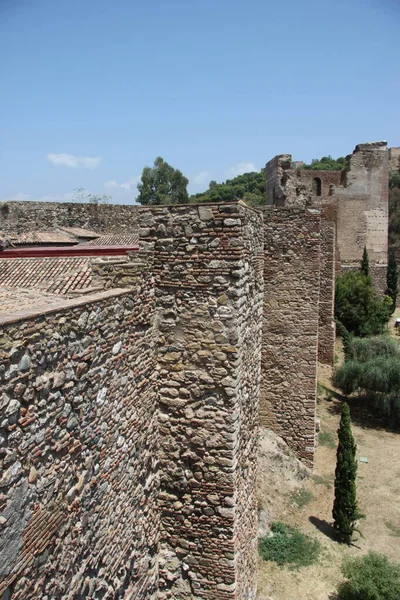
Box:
(302, 155), (346, 171)
(335, 271), (391, 337)
(332, 403), (360, 543)
(137, 157), (189, 205)
(360, 246), (369, 277)
(191, 170), (265, 205)
(385, 248), (398, 314)
(337, 552), (400, 600)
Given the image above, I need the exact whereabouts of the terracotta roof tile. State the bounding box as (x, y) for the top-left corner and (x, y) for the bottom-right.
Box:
(12, 231), (76, 245)
(81, 233), (139, 246)
(55, 226), (99, 239)
(0, 257), (93, 295)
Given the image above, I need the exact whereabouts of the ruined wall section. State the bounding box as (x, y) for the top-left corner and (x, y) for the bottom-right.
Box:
(265, 155), (299, 207)
(261, 208), (321, 467)
(0, 201), (138, 235)
(0, 283), (159, 600)
(335, 141), (388, 265)
(139, 202), (264, 600)
(388, 147), (400, 172)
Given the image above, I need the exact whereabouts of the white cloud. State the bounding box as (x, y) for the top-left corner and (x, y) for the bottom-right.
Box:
(46, 153), (101, 169)
(191, 171), (211, 186)
(104, 180), (119, 189)
(227, 162), (257, 178)
(105, 176), (140, 191)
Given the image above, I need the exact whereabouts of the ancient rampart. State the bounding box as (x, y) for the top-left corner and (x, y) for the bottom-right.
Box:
(139, 202), (264, 599)
(0, 201), (138, 235)
(261, 208), (321, 466)
(0, 283), (159, 600)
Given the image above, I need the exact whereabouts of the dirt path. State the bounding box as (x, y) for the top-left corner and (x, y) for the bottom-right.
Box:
(257, 364), (400, 600)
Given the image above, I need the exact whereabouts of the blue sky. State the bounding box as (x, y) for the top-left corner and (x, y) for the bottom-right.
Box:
(1, 0), (399, 204)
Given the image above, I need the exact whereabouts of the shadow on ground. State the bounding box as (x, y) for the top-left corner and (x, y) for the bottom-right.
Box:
(309, 516), (337, 542)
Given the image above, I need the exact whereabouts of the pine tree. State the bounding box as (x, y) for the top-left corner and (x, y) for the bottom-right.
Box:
(385, 248), (398, 315)
(360, 246), (369, 277)
(332, 403), (360, 543)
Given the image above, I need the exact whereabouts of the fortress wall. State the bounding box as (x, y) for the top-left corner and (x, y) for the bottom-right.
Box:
(139, 202), (264, 600)
(261, 208), (321, 467)
(335, 142), (388, 265)
(318, 217), (336, 365)
(0, 282), (159, 600)
(0, 201), (138, 235)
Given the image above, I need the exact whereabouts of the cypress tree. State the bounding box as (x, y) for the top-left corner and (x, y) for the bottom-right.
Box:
(386, 248), (398, 315)
(360, 246), (369, 277)
(332, 402), (360, 543)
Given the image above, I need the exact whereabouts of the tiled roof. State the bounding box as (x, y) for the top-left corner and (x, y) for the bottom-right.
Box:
(12, 231), (76, 246)
(0, 257), (93, 295)
(0, 286), (62, 316)
(81, 233), (139, 246)
(55, 226), (99, 239)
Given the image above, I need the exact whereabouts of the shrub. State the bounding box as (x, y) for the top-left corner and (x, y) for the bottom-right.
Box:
(337, 551), (400, 600)
(258, 522), (320, 568)
(351, 336), (400, 362)
(335, 272), (391, 337)
(333, 356), (400, 427)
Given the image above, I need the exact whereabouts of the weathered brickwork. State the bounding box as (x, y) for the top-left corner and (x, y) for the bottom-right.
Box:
(318, 218), (336, 365)
(139, 202), (264, 600)
(0, 201), (138, 235)
(261, 208), (321, 467)
(0, 283), (159, 599)
(265, 141), (389, 271)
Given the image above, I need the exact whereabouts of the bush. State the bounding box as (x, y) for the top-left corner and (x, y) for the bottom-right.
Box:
(258, 522), (320, 568)
(337, 551), (400, 600)
(336, 320), (354, 360)
(335, 272), (391, 337)
(351, 336), (400, 362)
(333, 357), (400, 427)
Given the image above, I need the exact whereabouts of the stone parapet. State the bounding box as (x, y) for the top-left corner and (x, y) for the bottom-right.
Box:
(139, 202), (263, 600)
(0, 277), (159, 599)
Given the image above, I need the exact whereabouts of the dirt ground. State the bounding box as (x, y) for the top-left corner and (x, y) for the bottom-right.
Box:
(257, 354), (400, 600)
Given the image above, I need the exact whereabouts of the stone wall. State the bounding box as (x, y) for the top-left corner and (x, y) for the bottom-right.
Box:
(261, 208), (321, 467)
(265, 142), (389, 268)
(318, 217), (336, 365)
(0, 283), (159, 599)
(0, 201), (138, 235)
(139, 202), (264, 600)
(389, 147), (400, 172)
(335, 142), (388, 265)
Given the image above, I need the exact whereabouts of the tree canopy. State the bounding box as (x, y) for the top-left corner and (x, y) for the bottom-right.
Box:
(301, 155), (346, 171)
(137, 157), (189, 205)
(191, 170), (265, 206)
(335, 271), (391, 337)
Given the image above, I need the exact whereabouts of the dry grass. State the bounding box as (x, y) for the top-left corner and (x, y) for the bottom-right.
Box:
(257, 359), (400, 600)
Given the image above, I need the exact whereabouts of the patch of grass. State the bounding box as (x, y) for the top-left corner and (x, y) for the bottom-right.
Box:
(290, 487), (313, 508)
(385, 520), (400, 537)
(312, 474), (334, 488)
(258, 522), (321, 568)
(319, 430), (336, 449)
(336, 551), (400, 600)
